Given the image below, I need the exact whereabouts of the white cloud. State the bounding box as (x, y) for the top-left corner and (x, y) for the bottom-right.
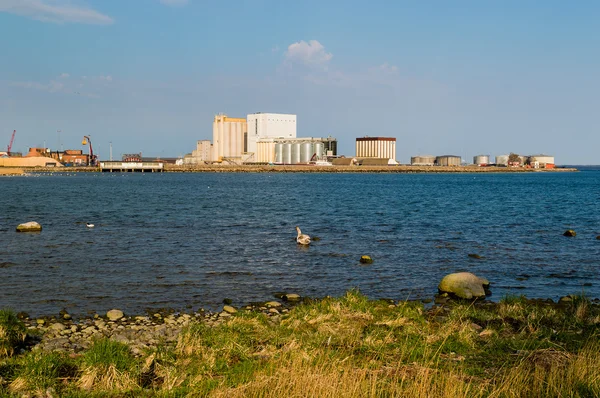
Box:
(0, 0), (114, 25)
(10, 73), (112, 98)
(376, 63), (398, 74)
(159, 0), (189, 6)
(284, 40), (332, 68)
(11, 79), (64, 92)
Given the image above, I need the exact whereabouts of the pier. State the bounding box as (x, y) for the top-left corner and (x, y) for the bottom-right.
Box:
(99, 161), (164, 172)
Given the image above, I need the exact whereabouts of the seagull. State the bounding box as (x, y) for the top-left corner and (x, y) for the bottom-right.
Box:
(295, 226), (311, 245)
(86, 223), (95, 228)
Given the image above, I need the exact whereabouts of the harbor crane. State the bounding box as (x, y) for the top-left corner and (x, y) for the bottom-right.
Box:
(6, 130), (16, 155)
(81, 135), (98, 166)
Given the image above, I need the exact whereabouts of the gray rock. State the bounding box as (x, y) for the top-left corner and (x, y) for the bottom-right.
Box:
(438, 272), (490, 299)
(16, 221), (42, 232)
(107, 309), (124, 321)
(359, 255), (373, 264)
(223, 305), (237, 314)
(50, 323), (66, 331)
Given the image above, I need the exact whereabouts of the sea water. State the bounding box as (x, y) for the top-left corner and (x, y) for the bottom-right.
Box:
(1, 171), (599, 317)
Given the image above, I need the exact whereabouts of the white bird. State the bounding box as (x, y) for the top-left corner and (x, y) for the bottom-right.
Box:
(86, 223), (95, 228)
(295, 226), (311, 245)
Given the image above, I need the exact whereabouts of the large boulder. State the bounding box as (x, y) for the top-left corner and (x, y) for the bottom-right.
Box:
(438, 272), (490, 299)
(16, 221), (42, 232)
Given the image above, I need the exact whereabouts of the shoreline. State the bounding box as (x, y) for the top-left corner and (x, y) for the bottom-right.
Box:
(2, 164), (580, 174)
(2, 290), (598, 396)
(12, 291), (600, 356)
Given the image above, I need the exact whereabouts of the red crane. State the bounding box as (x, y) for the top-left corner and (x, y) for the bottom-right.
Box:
(7, 130), (16, 155)
(81, 135), (98, 166)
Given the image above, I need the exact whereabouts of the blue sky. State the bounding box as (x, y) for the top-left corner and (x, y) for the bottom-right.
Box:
(1, 1), (599, 163)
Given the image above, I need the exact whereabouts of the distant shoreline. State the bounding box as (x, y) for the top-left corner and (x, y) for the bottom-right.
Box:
(2, 165), (580, 174)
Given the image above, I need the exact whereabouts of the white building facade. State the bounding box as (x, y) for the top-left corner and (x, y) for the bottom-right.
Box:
(246, 113), (296, 159)
(355, 137), (396, 159)
(213, 115), (247, 162)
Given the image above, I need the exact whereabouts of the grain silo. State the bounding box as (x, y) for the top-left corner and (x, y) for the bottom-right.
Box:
(355, 137), (396, 159)
(212, 114), (246, 162)
(300, 142), (314, 163)
(274, 143), (283, 164)
(411, 155), (436, 166)
(282, 143), (292, 164)
(435, 155), (461, 166)
(473, 155), (490, 166)
(291, 142), (301, 164)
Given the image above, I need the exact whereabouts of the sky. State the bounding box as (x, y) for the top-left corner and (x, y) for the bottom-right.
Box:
(0, 0), (599, 164)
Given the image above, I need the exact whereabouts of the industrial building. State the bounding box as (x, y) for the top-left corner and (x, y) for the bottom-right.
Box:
(212, 114), (247, 163)
(473, 155), (490, 166)
(183, 140), (212, 164)
(411, 155), (436, 166)
(435, 155), (462, 166)
(246, 113), (296, 160)
(495, 155), (509, 166)
(355, 137), (396, 159)
(528, 154), (555, 169)
(254, 136), (337, 164)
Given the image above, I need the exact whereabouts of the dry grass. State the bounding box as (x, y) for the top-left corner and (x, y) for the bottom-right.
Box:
(1, 291), (599, 397)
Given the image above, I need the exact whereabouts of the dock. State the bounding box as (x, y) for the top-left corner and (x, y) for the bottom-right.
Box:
(99, 161), (164, 172)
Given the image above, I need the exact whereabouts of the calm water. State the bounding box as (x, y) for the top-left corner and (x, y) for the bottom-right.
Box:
(1, 171), (599, 317)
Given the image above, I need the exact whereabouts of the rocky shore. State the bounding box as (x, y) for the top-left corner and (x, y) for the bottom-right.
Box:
(16, 291), (599, 358)
(19, 297), (301, 357)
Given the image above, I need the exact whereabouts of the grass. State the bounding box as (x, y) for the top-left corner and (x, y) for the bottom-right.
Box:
(0, 291), (599, 397)
(0, 309), (26, 358)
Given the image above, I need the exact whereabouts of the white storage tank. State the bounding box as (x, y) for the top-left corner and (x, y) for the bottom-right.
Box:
(495, 155), (508, 166)
(291, 143), (301, 164)
(314, 143), (324, 160)
(528, 154), (555, 168)
(282, 143), (292, 164)
(300, 142), (313, 163)
(473, 155), (490, 166)
(275, 143), (283, 164)
(435, 155), (461, 166)
(411, 155), (436, 166)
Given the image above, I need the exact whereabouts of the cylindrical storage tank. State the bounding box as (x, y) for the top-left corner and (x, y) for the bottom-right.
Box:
(518, 155), (528, 165)
(314, 143), (324, 160)
(435, 155), (461, 166)
(473, 155), (490, 166)
(411, 155), (436, 166)
(300, 142), (313, 163)
(291, 143), (301, 164)
(282, 143), (292, 165)
(275, 143), (283, 164)
(495, 155), (508, 166)
(324, 139), (337, 156)
(529, 155), (555, 168)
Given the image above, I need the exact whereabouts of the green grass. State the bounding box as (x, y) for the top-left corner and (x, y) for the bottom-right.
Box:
(0, 309), (26, 358)
(0, 290), (599, 397)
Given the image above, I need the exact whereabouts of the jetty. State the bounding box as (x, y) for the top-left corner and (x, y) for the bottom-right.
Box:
(99, 161), (164, 173)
